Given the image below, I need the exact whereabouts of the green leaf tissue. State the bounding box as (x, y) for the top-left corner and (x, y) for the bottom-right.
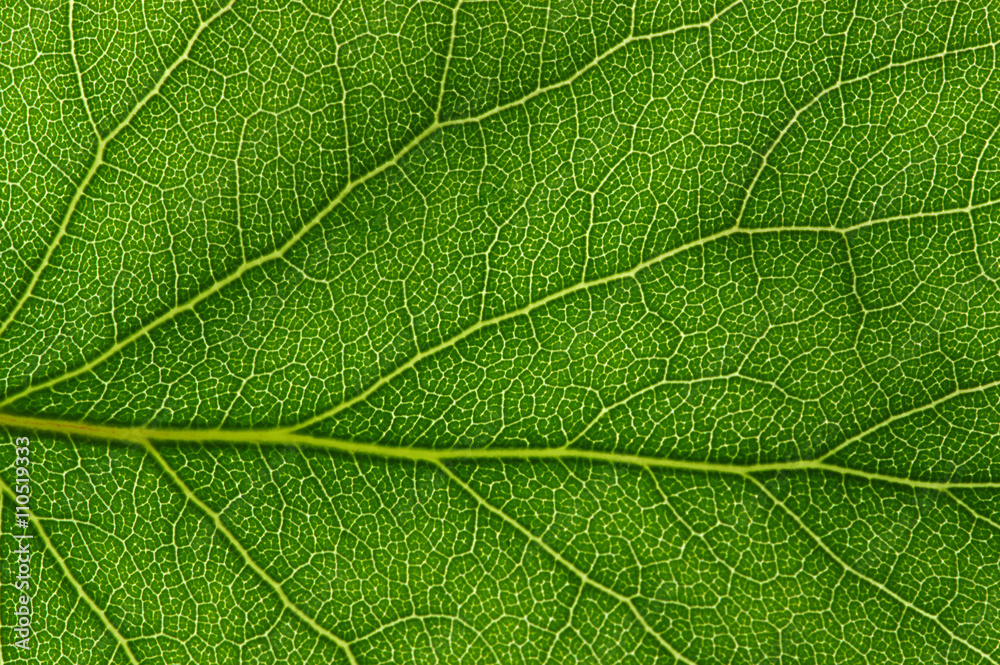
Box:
(1, 0), (999, 662)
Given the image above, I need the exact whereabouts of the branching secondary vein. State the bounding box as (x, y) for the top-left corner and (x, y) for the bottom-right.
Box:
(749, 475), (999, 665)
(0, 478), (140, 665)
(139, 439), (360, 665)
(0, 0), (238, 346)
(435, 461), (698, 665)
(0, 1), (738, 409)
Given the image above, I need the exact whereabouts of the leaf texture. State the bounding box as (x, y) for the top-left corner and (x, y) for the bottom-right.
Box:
(1, 0), (999, 662)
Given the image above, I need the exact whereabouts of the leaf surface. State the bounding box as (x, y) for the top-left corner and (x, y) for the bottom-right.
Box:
(2, 0), (1000, 662)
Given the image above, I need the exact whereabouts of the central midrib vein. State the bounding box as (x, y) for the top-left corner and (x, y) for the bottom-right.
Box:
(1, 411), (996, 491)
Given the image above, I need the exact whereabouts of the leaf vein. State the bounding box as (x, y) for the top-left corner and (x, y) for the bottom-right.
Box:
(139, 439), (360, 665)
(749, 475), (998, 664)
(0, 0), (742, 409)
(0, 477), (140, 665)
(435, 460), (699, 664)
(0, 0), (238, 346)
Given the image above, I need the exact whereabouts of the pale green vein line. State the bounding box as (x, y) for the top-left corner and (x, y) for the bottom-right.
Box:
(946, 490), (1000, 532)
(138, 439), (360, 665)
(0, 478), (139, 665)
(96, 1), (238, 148)
(748, 475), (999, 665)
(68, 0), (99, 138)
(970, 120), (1000, 281)
(143, 442), (358, 659)
(538, 0), (553, 87)
(802, 464), (1000, 491)
(0, 0), (237, 346)
(286, 227), (744, 432)
(436, 0), (462, 122)
(645, 467), (742, 582)
(733, 39), (1000, 229)
(0, 1), (740, 410)
(434, 461), (698, 665)
(565, 372), (744, 448)
(0, 156), (100, 345)
(437, 0), (744, 129)
(971, 114), (1000, 210)
(544, 582), (584, 664)
(0, 115), (437, 412)
(2, 403), (1000, 490)
(817, 378), (1000, 463)
(742, 196), (1000, 234)
(287, 206), (995, 433)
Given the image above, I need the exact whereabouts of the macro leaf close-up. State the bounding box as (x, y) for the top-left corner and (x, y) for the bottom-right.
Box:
(2, 0), (1000, 662)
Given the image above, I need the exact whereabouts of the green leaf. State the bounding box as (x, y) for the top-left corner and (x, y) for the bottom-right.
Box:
(2, 0), (999, 662)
